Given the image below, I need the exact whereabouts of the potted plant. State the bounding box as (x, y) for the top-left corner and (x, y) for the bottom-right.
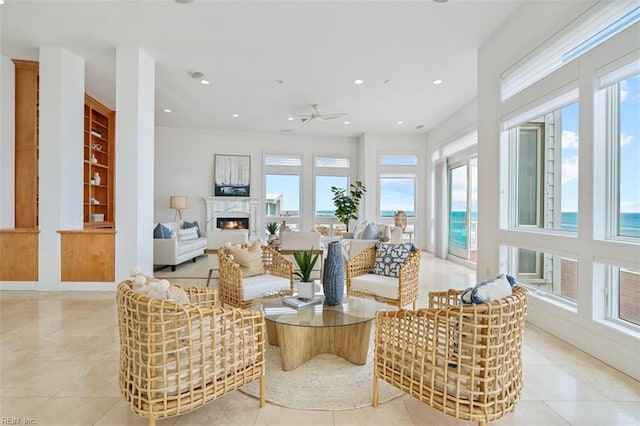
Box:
(293, 249), (319, 299)
(266, 221), (280, 236)
(331, 180), (366, 233)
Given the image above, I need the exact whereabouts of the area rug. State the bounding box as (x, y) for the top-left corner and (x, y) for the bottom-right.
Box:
(154, 255), (210, 280)
(240, 338), (404, 410)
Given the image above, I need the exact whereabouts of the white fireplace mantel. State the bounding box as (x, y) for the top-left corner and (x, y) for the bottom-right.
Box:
(203, 197), (259, 237)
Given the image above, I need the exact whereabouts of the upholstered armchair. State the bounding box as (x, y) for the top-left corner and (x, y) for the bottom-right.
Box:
(346, 244), (420, 309)
(218, 243), (294, 308)
(206, 228), (250, 287)
(373, 286), (528, 426)
(116, 280), (266, 426)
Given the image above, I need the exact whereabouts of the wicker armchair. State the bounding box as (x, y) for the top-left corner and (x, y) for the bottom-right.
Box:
(346, 245), (420, 309)
(373, 286), (528, 426)
(218, 244), (294, 308)
(116, 281), (266, 426)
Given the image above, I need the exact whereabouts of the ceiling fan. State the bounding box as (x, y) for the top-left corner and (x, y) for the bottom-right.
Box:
(293, 104), (347, 124)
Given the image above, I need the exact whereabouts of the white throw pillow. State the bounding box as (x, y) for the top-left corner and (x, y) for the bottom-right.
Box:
(460, 274), (515, 304)
(176, 227), (199, 241)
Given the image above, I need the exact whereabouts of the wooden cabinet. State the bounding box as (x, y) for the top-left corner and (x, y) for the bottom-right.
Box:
(84, 95), (115, 229)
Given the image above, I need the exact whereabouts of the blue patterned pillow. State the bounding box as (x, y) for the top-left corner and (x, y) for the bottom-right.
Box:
(183, 220), (202, 238)
(373, 242), (415, 277)
(153, 223), (172, 239)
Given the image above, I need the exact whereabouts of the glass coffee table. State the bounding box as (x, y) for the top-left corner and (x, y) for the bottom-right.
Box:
(261, 295), (389, 371)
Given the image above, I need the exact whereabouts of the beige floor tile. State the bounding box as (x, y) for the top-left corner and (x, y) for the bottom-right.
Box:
(94, 398), (176, 426)
(402, 397), (475, 425)
(547, 400), (639, 425)
(615, 401), (640, 423)
(56, 360), (121, 397)
(27, 396), (120, 425)
(0, 396), (50, 418)
(0, 360), (90, 397)
(523, 364), (608, 401)
(492, 401), (570, 425)
(254, 404), (334, 425)
(174, 391), (262, 425)
(333, 399), (413, 425)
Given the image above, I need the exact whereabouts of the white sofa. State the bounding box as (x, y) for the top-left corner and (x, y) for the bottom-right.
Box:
(341, 221), (403, 259)
(153, 221), (207, 271)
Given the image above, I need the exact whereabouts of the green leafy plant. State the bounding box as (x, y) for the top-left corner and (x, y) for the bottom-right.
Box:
(331, 180), (366, 232)
(292, 249), (319, 283)
(266, 221), (280, 235)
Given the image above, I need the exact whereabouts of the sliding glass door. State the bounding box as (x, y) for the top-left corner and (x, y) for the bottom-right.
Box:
(448, 158), (477, 262)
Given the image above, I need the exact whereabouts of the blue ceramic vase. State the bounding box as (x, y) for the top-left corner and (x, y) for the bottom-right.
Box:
(322, 241), (344, 306)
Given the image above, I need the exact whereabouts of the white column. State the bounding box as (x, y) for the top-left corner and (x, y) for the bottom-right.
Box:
(38, 47), (85, 290)
(115, 47), (155, 279)
(0, 56), (16, 228)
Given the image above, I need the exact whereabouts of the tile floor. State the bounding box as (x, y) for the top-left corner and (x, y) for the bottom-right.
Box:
(1, 252), (639, 425)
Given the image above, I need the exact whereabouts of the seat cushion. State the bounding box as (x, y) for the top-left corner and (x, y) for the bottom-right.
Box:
(177, 238), (206, 255)
(351, 274), (398, 300)
(242, 274), (291, 300)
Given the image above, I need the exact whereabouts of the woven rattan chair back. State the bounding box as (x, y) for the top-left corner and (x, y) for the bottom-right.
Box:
(373, 286), (528, 426)
(218, 244), (294, 308)
(116, 281), (266, 426)
(346, 245), (420, 309)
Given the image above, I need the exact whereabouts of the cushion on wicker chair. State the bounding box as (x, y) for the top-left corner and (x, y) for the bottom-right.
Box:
(460, 274), (515, 304)
(373, 242), (415, 277)
(229, 240), (265, 277)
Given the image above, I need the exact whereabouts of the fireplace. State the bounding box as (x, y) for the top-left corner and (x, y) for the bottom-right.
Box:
(217, 217), (249, 230)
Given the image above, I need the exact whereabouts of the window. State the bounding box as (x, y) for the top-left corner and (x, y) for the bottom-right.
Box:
(506, 246), (578, 305)
(264, 155), (302, 227)
(314, 156), (350, 238)
(378, 154), (417, 220)
(600, 71), (640, 239)
(509, 101), (579, 232)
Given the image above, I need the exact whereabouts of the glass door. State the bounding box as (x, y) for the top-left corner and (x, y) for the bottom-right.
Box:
(448, 158), (477, 262)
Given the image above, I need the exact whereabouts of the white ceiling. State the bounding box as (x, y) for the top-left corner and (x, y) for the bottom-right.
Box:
(1, 0), (525, 138)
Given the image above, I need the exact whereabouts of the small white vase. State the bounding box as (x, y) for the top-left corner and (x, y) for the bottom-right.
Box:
(297, 281), (315, 300)
(93, 172), (101, 186)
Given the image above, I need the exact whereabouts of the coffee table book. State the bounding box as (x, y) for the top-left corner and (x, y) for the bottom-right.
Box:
(282, 294), (324, 308)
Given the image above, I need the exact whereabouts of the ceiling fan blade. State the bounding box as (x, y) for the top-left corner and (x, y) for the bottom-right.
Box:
(293, 114), (312, 118)
(319, 113), (347, 120)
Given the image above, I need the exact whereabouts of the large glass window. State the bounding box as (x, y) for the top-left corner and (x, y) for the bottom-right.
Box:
(379, 176), (415, 218)
(315, 175), (347, 217)
(506, 246), (578, 305)
(511, 102), (579, 232)
(314, 156), (350, 238)
(616, 74), (640, 238)
(264, 154), (302, 232)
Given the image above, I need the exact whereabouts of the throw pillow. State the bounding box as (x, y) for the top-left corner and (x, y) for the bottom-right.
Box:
(183, 220), (202, 238)
(229, 240), (265, 277)
(353, 221), (369, 239)
(176, 227), (199, 241)
(373, 242), (415, 277)
(361, 222), (379, 240)
(153, 223), (172, 239)
(460, 274), (515, 304)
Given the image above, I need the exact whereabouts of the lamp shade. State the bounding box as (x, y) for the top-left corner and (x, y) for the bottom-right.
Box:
(170, 196), (187, 209)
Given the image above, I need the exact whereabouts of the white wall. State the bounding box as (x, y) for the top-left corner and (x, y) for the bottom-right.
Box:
(155, 127), (359, 235)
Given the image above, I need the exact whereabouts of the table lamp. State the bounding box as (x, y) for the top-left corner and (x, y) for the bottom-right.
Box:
(170, 195), (187, 221)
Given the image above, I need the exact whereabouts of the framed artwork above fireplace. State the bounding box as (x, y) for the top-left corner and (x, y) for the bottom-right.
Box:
(214, 154), (250, 197)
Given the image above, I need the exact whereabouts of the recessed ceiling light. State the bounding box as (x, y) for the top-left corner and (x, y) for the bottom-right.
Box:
(200, 79), (210, 85)
(232, 114), (240, 118)
(354, 79), (364, 85)
(189, 71), (204, 79)
(163, 108), (172, 113)
(396, 121), (404, 125)
(287, 117), (295, 121)
(433, 79), (444, 85)
(0, 1), (5, 5)
(343, 121), (350, 125)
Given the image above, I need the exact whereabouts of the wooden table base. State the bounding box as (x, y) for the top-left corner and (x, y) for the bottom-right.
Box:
(265, 319), (373, 371)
